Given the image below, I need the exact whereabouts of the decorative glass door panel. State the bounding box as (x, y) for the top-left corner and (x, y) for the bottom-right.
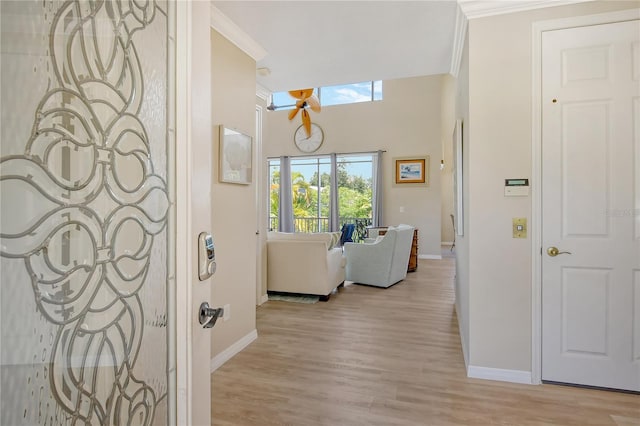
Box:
(0, 1), (175, 424)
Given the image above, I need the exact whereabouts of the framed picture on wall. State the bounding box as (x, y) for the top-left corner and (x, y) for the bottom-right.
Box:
(219, 125), (252, 184)
(394, 156), (429, 186)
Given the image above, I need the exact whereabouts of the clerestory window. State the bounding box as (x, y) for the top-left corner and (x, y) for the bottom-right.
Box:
(270, 81), (382, 111)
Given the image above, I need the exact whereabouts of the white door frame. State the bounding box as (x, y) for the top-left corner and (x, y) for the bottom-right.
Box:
(175, 1), (193, 422)
(255, 104), (267, 305)
(531, 7), (640, 385)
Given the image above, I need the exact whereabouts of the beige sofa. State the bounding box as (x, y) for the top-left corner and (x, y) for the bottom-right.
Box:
(267, 232), (345, 300)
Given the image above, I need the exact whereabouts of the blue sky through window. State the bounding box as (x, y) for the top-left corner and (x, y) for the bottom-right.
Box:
(321, 82), (380, 107)
(271, 81), (382, 110)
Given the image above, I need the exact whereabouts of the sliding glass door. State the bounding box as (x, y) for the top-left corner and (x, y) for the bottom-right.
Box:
(268, 154), (374, 237)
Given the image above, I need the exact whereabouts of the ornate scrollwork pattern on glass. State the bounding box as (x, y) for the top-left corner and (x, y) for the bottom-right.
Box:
(1, 1), (169, 424)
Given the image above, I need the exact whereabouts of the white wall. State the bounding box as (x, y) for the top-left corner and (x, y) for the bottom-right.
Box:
(263, 75), (443, 257)
(464, 0), (637, 373)
(210, 29), (257, 358)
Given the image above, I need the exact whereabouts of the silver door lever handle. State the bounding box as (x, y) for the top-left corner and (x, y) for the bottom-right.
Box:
(199, 302), (223, 329)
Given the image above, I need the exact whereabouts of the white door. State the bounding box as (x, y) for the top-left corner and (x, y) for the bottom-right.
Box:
(0, 1), (211, 423)
(542, 19), (640, 391)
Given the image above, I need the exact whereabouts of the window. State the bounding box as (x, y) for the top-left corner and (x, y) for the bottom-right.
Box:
(336, 155), (373, 224)
(319, 81), (382, 107)
(270, 81), (382, 110)
(268, 159), (281, 231)
(268, 154), (376, 239)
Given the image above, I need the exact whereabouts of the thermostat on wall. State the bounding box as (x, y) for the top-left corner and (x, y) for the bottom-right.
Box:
(504, 178), (529, 197)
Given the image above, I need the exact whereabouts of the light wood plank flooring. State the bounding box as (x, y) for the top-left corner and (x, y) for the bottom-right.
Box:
(211, 255), (639, 425)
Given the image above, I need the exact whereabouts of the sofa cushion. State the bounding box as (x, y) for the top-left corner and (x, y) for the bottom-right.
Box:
(329, 232), (340, 249)
(267, 231), (339, 250)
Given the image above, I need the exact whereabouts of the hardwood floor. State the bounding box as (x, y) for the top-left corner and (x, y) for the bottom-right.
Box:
(211, 255), (639, 425)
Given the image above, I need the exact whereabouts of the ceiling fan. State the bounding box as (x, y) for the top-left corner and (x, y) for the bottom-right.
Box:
(287, 89), (321, 137)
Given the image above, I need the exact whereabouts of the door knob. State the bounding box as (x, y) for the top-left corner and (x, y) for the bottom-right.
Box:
(547, 246), (571, 257)
(199, 302), (224, 329)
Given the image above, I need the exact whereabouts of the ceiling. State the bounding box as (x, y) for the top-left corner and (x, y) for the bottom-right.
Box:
(211, 1), (591, 93)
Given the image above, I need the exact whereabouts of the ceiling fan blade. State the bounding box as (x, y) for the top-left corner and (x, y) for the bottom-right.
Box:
(288, 107), (300, 121)
(288, 88), (314, 100)
(301, 109), (311, 137)
(306, 95), (321, 113)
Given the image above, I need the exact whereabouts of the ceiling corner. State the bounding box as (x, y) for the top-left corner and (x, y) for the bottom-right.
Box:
(458, 0), (595, 19)
(256, 84), (270, 101)
(449, 4), (468, 77)
(210, 4), (268, 61)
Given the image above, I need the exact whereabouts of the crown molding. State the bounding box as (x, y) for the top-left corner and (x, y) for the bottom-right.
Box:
(449, 4), (468, 77)
(458, 0), (593, 19)
(256, 84), (270, 101)
(210, 5), (268, 61)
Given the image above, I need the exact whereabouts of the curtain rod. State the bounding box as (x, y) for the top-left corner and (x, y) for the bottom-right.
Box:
(267, 150), (386, 160)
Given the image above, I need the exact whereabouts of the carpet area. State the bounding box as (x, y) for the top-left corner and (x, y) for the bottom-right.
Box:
(267, 293), (319, 304)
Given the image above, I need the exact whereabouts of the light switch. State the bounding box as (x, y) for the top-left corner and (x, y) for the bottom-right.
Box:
(512, 218), (527, 238)
(399, 206), (405, 213)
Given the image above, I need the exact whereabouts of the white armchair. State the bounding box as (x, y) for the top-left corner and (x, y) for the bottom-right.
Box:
(344, 224), (415, 288)
(267, 232), (346, 300)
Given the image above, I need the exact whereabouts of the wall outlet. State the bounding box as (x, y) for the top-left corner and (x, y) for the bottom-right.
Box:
(399, 206), (405, 213)
(223, 304), (230, 322)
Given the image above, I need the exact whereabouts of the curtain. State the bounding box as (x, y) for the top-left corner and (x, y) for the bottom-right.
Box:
(278, 156), (295, 232)
(329, 153), (340, 232)
(372, 150), (384, 227)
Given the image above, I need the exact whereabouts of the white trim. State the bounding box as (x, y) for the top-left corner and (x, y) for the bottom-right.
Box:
(210, 330), (258, 372)
(260, 293), (269, 305)
(441, 241), (454, 246)
(256, 84), (270, 101)
(455, 304), (469, 369)
(255, 105), (264, 306)
(531, 11), (544, 389)
(450, 4), (468, 77)
(467, 365), (533, 385)
(210, 5), (267, 61)
(530, 7), (640, 387)
(419, 254), (443, 260)
(175, 1), (193, 423)
(459, 0), (593, 19)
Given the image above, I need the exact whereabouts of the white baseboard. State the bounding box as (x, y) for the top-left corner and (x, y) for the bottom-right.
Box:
(419, 254), (442, 260)
(210, 329), (258, 372)
(441, 241), (454, 246)
(467, 365), (533, 385)
(259, 293), (269, 305)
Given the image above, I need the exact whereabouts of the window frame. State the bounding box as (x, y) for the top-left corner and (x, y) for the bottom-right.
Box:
(270, 80), (382, 111)
(267, 153), (376, 234)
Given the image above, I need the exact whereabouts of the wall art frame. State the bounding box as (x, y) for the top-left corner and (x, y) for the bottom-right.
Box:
(394, 156), (429, 186)
(219, 125), (252, 184)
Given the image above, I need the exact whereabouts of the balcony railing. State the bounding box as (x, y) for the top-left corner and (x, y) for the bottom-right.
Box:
(269, 216), (372, 242)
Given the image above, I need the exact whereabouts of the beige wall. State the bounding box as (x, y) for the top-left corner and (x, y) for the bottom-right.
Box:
(263, 76), (443, 257)
(210, 29), (257, 357)
(464, 1), (637, 372)
(441, 75), (456, 244)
